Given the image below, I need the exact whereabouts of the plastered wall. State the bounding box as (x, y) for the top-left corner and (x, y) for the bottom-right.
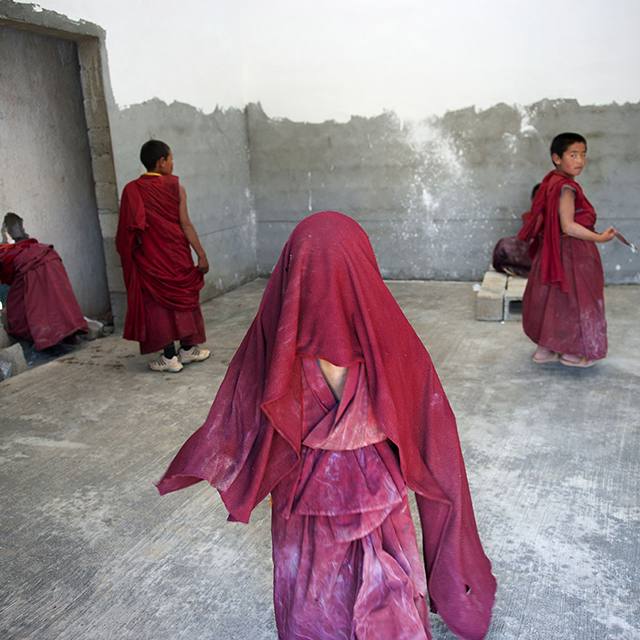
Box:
(0, 24), (111, 316)
(3, 0), (638, 335)
(248, 100), (640, 284)
(110, 100), (257, 302)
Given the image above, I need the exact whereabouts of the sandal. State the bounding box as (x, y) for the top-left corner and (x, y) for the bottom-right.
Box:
(533, 351), (560, 363)
(560, 355), (596, 368)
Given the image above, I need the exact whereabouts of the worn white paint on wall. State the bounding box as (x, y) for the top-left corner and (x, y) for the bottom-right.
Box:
(244, 99), (640, 283)
(35, 0), (640, 123)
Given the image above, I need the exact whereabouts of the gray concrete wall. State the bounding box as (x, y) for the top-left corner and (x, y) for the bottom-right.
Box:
(110, 100), (257, 303)
(247, 100), (640, 284)
(0, 23), (111, 317)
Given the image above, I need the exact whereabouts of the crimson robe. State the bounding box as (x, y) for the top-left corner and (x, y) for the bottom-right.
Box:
(0, 239), (88, 350)
(518, 170), (607, 360)
(116, 174), (205, 354)
(492, 210), (536, 276)
(156, 212), (496, 640)
(271, 358), (431, 639)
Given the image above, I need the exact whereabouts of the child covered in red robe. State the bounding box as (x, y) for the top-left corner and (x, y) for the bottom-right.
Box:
(156, 212), (496, 640)
(117, 140), (211, 373)
(518, 133), (616, 367)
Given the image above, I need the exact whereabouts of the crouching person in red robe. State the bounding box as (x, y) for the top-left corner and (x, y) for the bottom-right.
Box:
(0, 213), (88, 350)
(117, 140), (211, 373)
(491, 183), (541, 276)
(518, 133), (616, 368)
(156, 212), (497, 640)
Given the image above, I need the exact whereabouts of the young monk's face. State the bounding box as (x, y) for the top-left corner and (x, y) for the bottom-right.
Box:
(553, 142), (587, 177)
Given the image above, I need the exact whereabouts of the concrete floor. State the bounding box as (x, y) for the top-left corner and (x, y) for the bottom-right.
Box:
(1, 279), (638, 640)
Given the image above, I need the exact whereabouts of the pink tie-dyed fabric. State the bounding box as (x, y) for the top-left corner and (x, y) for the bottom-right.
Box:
(271, 357), (431, 639)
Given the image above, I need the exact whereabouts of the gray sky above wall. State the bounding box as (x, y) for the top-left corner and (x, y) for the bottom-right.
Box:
(36, 0), (640, 122)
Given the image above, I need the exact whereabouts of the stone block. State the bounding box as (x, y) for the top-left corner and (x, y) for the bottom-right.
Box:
(83, 97), (110, 128)
(110, 291), (127, 332)
(476, 289), (504, 321)
(88, 127), (115, 157)
(102, 239), (119, 270)
(91, 153), (117, 184)
(98, 212), (119, 239)
(504, 276), (528, 322)
(0, 343), (28, 381)
(0, 310), (14, 349)
(94, 181), (120, 212)
(476, 270), (507, 321)
(481, 270), (508, 291)
(84, 320), (103, 341)
(105, 263), (126, 294)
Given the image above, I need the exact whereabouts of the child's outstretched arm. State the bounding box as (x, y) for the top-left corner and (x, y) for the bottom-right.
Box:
(559, 188), (616, 243)
(178, 184), (210, 273)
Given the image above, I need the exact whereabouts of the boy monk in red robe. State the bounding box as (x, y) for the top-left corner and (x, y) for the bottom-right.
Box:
(117, 140), (211, 373)
(157, 212), (496, 640)
(0, 213), (88, 350)
(518, 133), (616, 367)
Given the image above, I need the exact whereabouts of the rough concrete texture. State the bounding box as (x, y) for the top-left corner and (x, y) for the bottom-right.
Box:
(247, 101), (640, 284)
(110, 99), (257, 303)
(0, 341), (27, 380)
(1, 280), (638, 639)
(0, 22), (111, 318)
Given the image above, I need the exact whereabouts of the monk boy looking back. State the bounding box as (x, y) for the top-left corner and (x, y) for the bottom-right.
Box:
(117, 140), (211, 373)
(518, 133), (616, 367)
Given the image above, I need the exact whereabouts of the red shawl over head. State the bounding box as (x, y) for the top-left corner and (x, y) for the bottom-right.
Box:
(116, 174), (203, 342)
(157, 212), (496, 640)
(519, 170), (596, 293)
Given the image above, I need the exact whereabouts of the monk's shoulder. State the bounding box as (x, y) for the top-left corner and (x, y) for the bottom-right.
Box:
(162, 174), (181, 197)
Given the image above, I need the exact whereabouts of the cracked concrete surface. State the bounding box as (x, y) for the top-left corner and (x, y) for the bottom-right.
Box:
(1, 280), (638, 640)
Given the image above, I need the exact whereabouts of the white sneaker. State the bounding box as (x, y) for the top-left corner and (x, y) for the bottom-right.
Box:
(149, 354), (183, 373)
(178, 345), (211, 364)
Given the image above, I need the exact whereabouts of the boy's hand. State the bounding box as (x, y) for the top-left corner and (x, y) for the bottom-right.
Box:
(596, 227), (616, 243)
(197, 255), (210, 274)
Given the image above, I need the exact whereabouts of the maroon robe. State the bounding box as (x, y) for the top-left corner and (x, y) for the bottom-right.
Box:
(518, 171), (607, 360)
(492, 210), (534, 276)
(116, 174), (205, 354)
(156, 212), (496, 640)
(0, 239), (88, 350)
(271, 358), (430, 639)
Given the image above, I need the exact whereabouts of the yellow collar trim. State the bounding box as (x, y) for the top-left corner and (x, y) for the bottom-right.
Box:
(143, 172), (162, 176)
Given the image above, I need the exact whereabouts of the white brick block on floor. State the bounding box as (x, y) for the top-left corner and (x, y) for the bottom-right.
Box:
(476, 270), (507, 321)
(504, 276), (528, 321)
(481, 271), (508, 291)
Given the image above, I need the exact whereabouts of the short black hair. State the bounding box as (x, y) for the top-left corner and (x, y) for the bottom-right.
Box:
(531, 183), (541, 200)
(2, 213), (29, 242)
(140, 140), (170, 171)
(550, 133), (587, 162)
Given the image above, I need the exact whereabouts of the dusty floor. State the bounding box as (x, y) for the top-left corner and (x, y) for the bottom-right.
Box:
(1, 279), (638, 640)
